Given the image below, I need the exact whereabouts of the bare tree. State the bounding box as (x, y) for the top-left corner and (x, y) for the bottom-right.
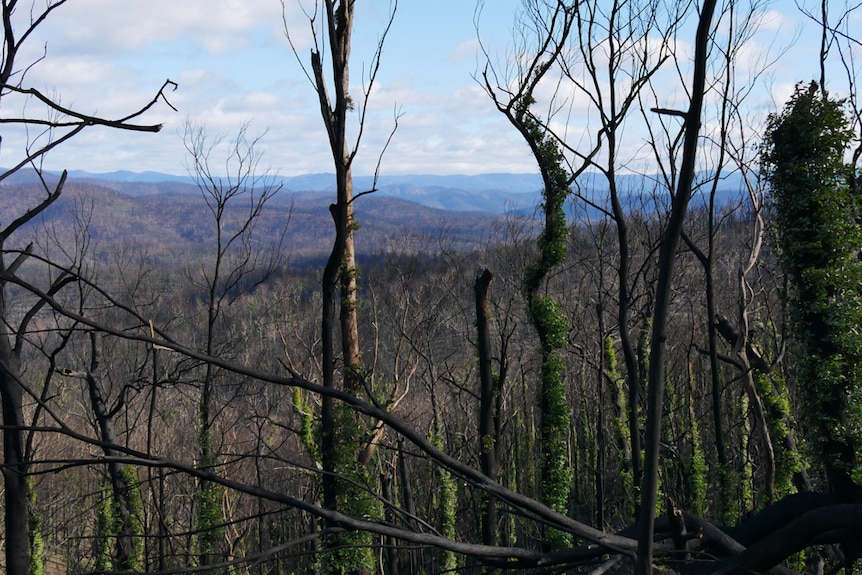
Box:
(474, 268), (498, 550)
(60, 332), (144, 571)
(666, 0), (797, 517)
(283, 1), (398, 571)
(183, 120), (286, 568)
(0, 2), (174, 573)
(637, 2), (718, 571)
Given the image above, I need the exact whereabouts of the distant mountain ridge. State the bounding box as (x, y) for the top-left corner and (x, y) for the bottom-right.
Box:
(64, 169), (543, 192)
(0, 178), (510, 267)
(6, 168), (749, 215)
(60, 169), (544, 214)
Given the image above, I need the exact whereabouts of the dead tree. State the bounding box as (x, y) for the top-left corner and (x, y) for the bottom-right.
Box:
(0, 3), (173, 572)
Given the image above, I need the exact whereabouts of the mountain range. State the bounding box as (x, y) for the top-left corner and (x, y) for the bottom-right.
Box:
(0, 170), (519, 267)
(57, 168), (748, 215)
(59, 170), (545, 214)
(0, 167), (754, 269)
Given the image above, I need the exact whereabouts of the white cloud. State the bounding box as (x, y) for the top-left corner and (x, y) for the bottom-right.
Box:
(0, 0), (840, 178)
(35, 0), (284, 55)
(450, 38), (481, 64)
(752, 10), (789, 33)
(26, 55), (120, 88)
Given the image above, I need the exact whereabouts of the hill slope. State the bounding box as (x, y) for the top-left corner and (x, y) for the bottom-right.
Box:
(1, 179), (513, 266)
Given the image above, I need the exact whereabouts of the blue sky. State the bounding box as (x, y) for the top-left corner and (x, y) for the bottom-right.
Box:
(2, 0), (857, 177)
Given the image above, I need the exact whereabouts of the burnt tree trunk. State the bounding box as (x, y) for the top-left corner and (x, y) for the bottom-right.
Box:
(0, 326), (29, 575)
(637, 0), (718, 571)
(475, 269), (499, 550)
(78, 332), (139, 570)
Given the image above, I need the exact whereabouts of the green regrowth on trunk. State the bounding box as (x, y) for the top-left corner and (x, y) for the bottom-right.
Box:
(519, 112), (574, 551)
(196, 421), (224, 565)
(27, 479), (44, 575)
(762, 81), (862, 500)
(320, 403), (381, 575)
(431, 428), (459, 572)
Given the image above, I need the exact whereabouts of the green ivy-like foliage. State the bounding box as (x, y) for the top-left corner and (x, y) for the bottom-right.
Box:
(519, 111), (574, 550)
(762, 81), (862, 500)
(195, 422), (224, 568)
(522, 114), (570, 298)
(605, 335), (635, 522)
(293, 387), (320, 461)
(753, 371), (803, 498)
(121, 466), (144, 572)
(93, 469), (144, 573)
(27, 478), (44, 575)
(94, 487), (115, 573)
(686, 399), (708, 517)
(529, 296), (568, 351)
(320, 403), (381, 575)
(431, 429), (459, 572)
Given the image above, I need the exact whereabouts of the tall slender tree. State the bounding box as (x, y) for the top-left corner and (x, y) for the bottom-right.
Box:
(475, 268), (499, 550)
(183, 121), (284, 569)
(61, 333), (144, 572)
(636, 1), (717, 571)
(481, 1), (576, 550)
(283, 1), (397, 571)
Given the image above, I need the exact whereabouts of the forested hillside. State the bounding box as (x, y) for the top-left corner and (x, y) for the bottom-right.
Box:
(1, 2), (861, 575)
(0, 178), (508, 266)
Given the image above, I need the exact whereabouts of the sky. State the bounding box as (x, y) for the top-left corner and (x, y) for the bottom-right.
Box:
(1, 0), (857, 178)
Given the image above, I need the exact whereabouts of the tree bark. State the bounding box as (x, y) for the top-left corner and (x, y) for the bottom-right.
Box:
(314, 0), (359, 524)
(475, 269), (498, 550)
(636, 0), (718, 572)
(608, 171), (644, 496)
(82, 332), (139, 570)
(312, 6), (378, 573)
(380, 471), (401, 575)
(0, 327), (29, 575)
(596, 304), (606, 529)
(311, 1), (363, 390)
(716, 504), (862, 575)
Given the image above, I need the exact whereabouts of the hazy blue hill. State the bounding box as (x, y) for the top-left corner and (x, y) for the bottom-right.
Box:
(5, 168), (748, 216)
(279, 172), (543, 194)
(365, 183), (537, 212)
(3, 179), (510, 266)
(66, 169), (193, 183)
